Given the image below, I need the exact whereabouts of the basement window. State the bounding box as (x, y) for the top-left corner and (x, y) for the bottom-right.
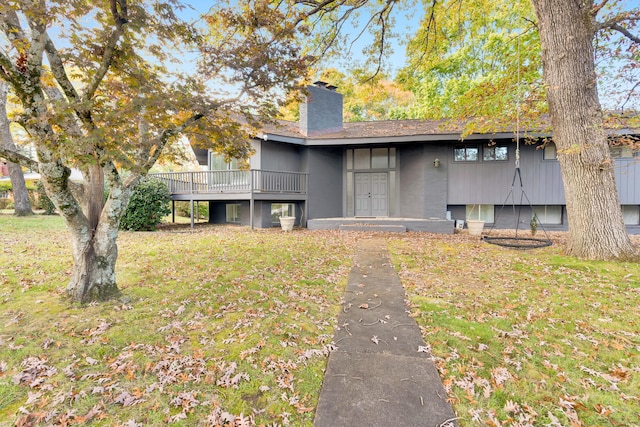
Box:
(622, 205), (640, 225)
(532, 205), (562, 224)
(466, 204), (494, 222)
(226, 204), (241, 223)
(271, 203), (295, 223)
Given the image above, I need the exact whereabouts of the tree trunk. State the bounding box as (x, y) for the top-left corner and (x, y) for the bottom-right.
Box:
(67, 226), (121, 303)
(531, 0), (638, 260)
(63, 173), (134, 303)
(7, 162), (33, 216)
(0, 81), (33, 216)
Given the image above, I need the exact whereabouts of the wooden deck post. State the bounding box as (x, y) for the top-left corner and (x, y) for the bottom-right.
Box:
(190, 199), (194, 228)
(250, 170), (254, 230)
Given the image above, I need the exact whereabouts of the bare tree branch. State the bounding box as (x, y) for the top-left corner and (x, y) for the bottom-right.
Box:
(607, 22), (640, 43)
(591, 0), (611, 16)
(43, 35), (81, 104)
(82, 0), (129, 102)
(620, 80), (640, 113)
(139, 112), (205, 174)
(0, 146), (39, 170)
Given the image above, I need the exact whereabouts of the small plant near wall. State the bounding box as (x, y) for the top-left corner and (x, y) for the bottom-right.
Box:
(530, 215), (538, 236)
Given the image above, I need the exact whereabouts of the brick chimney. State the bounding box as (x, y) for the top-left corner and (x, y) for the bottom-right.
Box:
(299, 81), (343, 136)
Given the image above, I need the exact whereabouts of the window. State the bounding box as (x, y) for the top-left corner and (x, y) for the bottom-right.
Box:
(454, 145), (479, 162)
(483, 144), (508, 161)
(532, 205), (562, 224)
(348, 148), (396, 170)
(210, 152), (240, 170)
(271, 203), (295, 223)
(543, 142), (557, 160)
(226, 204), (241, 223)
(622, 205), (639, 225)
(354, 149), (370, 169)
(466, 204), (494, 222)
(610, 146), (635, 159)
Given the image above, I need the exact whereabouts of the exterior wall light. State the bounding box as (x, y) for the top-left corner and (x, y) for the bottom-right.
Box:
(433, 158), (440, 168)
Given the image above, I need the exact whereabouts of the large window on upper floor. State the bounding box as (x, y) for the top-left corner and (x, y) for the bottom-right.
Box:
(483, 144), (508, 161)
(610, 145), (636, 159)
(347, 147), (396, 170)
(454, 145), (479, 162)
(543, 142), (557, 160)
(210, 152), (240, 170)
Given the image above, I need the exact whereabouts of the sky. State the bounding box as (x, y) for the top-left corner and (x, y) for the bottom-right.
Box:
(173, 1), (637, 110)
(178, 1), (420, 79)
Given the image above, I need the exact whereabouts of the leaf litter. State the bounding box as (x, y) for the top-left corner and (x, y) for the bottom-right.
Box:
(1, 224), (356, 426)
(390, 232), (640, 426)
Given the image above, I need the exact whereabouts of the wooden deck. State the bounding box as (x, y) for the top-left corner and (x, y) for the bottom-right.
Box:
(150, 170), (308, 227)
(151, 170), (308, 201)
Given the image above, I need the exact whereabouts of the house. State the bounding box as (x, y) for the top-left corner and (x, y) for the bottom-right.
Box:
(152, 82), (640, 234)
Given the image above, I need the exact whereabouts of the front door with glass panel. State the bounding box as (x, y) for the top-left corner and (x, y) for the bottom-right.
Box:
(355, 172), (388, 216)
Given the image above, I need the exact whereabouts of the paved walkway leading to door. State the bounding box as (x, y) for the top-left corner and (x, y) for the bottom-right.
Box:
(314, 238), (457, 427)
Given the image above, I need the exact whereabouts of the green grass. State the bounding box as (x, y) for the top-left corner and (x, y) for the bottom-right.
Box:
(389, 233), (640, 427)
(2, 214), (639, 426)
(0, 216), (354, 426)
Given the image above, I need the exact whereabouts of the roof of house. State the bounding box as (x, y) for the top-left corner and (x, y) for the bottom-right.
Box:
(262, 113), (638, 146)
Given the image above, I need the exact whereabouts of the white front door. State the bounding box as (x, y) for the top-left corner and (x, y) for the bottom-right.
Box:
(355, 172), (388, 216)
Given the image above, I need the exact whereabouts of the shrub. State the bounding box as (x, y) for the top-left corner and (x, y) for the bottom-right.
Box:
(120, 178), (171, 231)
(35, 181), (56, 214)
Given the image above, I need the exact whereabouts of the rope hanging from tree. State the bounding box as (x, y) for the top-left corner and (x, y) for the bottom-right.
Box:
(483, 4), (552, 250)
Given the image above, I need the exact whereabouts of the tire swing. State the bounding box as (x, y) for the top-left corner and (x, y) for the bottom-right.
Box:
(483, 14), (552, 250)
(482, 158), (553, 249)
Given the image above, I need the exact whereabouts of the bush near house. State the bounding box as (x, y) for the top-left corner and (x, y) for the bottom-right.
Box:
(120, 178), (172, 231)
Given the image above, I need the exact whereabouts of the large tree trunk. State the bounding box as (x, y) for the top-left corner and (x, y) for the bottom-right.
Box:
(531, 0), (638, 260)
(67, 224), (121, 303)
(0, 81), (33, 216)
(63, 170), (135, 303)
(7, 162), (33, 216)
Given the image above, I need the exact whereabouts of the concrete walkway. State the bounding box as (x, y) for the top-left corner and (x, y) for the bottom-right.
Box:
(314, 238), (457, 427)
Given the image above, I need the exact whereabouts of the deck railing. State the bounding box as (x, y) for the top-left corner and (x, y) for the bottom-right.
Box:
(151, 170), (308, 195)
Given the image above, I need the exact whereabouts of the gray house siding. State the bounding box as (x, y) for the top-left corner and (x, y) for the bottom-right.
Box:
(260, 140), (303, 172)
(397, 145), (449, 219)
(304, 147), (343, 221)
(447, 140), (566, 205)
(616, 158), (640, 203)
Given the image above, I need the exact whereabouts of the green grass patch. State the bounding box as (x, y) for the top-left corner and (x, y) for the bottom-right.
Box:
(0, 218), (353, 426)
(389, 234), (640, 427)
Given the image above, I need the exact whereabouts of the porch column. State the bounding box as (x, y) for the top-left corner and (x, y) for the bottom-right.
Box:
(190, 199), (194, 228)
(250, 171), (254, 230)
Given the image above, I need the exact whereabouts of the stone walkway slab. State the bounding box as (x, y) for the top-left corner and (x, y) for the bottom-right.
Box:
(314, 238), (457, 427)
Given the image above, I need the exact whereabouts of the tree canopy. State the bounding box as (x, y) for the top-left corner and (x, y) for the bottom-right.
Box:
(0, 0), (316, 302)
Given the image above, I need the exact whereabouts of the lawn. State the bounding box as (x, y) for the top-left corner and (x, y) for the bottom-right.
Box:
(0, 214), (639, 426)
(389, 233), (640, 427)
(0, 215), (355, 426)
